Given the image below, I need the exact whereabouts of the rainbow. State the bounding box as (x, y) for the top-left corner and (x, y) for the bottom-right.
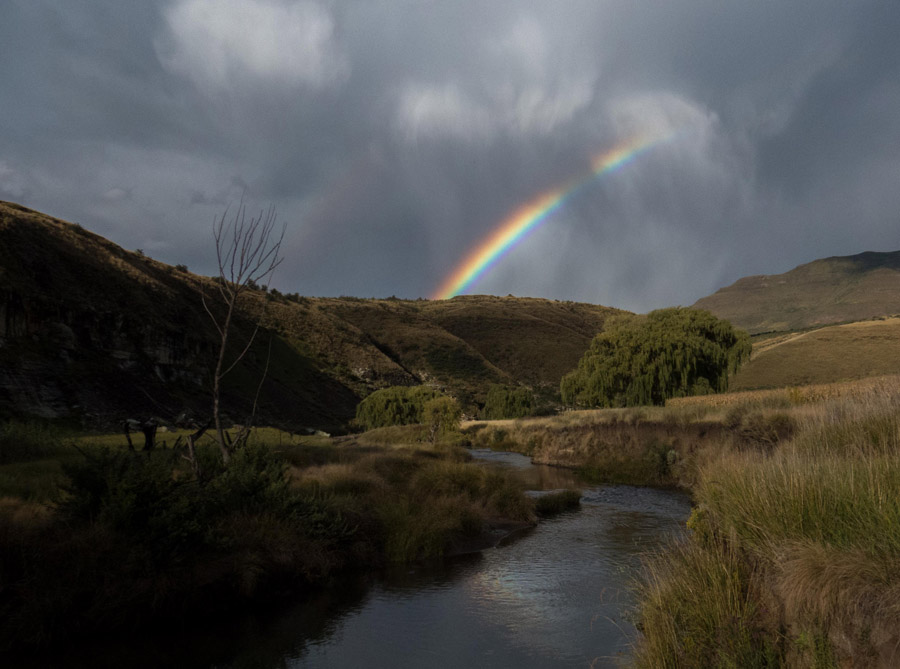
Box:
(431, 132), (672, 300)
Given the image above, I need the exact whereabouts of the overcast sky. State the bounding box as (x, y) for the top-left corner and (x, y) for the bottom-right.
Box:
(2, 1), (899, 311)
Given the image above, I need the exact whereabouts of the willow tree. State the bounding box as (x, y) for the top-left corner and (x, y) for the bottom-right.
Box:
(482, 384), (534, 419)
(354, 386), (441, 430)
(560, 308), (751, 408)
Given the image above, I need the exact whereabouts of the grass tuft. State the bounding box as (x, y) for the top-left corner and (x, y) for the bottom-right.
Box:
(533, 489), (581, 516)
(633, 539), (775, 668)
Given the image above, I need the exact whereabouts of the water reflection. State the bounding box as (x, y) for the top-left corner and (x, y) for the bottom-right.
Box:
(470, 448), (584, 490)
(288, 461), (690, 669)
(19, 453), (690, 669)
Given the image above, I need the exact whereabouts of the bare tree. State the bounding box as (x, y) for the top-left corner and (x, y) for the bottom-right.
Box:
(202, 202), (284, 464)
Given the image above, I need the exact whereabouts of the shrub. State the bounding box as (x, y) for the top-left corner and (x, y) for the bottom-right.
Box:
(59, 449), (203, 562)
(355, 386), (442, 430)
(534, 489), (581, 516)
(423, 396), (462, 443)
(58, 443), (353, 564)
(561, 308), (751, 408)
(482, 384), (534, 419)
(204, 441), (293, 515)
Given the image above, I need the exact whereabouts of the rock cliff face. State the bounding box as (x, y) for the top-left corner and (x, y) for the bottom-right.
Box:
(0, 201), (360, 429)
(0, 263), (208, 423)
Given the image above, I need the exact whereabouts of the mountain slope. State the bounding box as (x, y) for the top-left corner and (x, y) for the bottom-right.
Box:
(729, 317), (900, 390)
(0, 201), (362, 430)
(693, 251), (900, 334)
(0, 201), (623, 427)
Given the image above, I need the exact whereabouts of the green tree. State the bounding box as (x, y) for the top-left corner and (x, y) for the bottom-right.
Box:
(482, 384), (534, 419)
(423, 396), (463, 444)
(560, 308), (751, 408)
(355, 386), (442, 430)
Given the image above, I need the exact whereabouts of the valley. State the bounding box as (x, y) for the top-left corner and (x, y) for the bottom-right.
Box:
(2, 200), (900, 666)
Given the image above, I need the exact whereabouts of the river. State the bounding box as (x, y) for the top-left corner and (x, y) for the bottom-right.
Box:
(25, 450), (691, 668)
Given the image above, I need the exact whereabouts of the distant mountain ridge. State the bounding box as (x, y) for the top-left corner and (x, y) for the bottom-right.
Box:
(0, 201), (622, 428)
(693, 251), (900, 334)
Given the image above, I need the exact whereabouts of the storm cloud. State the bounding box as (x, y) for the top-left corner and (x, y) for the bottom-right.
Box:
(2, 1), (899, 311)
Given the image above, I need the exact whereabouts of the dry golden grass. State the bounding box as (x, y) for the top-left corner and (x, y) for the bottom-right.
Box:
(634, 377), (900, 666)
(667, 373), (900, 410)
(730, 317), (900, 390)
(776, 541), (900, 662)
(633, 539), (771, 669)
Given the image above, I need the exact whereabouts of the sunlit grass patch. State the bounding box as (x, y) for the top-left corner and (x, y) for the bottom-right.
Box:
(700, 449), (900, 559)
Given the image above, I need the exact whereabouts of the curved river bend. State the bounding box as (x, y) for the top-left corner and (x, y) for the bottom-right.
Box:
(33, 451), (691, 668)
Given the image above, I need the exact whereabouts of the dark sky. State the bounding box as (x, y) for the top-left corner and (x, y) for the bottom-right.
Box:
(3, 1), (899, 311)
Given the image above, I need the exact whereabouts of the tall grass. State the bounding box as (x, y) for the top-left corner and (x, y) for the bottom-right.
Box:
(633, 539), (775, 669)
(0, 458), (71, 501)
(296, 451), (534, 563)
(466, 413), (748, 488)
(0, 421), (72, 464)
(700, 450), (900, 557)
(636, 378), (900, 667)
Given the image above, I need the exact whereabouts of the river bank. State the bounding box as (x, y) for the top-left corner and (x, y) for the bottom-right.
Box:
(0, 431), (542, 653)
(465, 378), (900, 667)
(7, 451), (691, 669)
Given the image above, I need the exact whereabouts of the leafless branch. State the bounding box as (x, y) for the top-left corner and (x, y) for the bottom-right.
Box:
(221, 322), (260, 378)
(205, 200), (285, 464)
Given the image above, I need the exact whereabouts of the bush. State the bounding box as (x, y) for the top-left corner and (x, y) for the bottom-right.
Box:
(482, 385), (534, 419)
(58, 443), (354, 564)
(561, 308), (751, 408)
(355, 386), (443, 430)
(423, 396), (462, 442)
(534, 489), (581, 516)
(59, 449), (203, 563)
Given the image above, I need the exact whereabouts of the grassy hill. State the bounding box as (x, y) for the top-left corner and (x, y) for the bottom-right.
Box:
(0, 201), (623, 428)
(729, 317), (900, 390)
(693, 251), (900, 334)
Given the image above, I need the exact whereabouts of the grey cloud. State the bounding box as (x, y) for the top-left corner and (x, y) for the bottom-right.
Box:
(2, 1), (899, 310)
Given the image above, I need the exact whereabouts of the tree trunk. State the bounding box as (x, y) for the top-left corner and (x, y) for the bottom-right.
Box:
(213, 302), (235, 464)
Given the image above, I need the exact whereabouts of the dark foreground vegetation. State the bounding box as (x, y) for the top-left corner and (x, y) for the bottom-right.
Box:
(0, 426), (535, 651)
(467, 375), (900, 667)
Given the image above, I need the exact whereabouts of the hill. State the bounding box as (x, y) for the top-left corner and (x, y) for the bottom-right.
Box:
(0, 201), (623, 428)
(729, 317), (900, 390)
(693, 251), (900, 334)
